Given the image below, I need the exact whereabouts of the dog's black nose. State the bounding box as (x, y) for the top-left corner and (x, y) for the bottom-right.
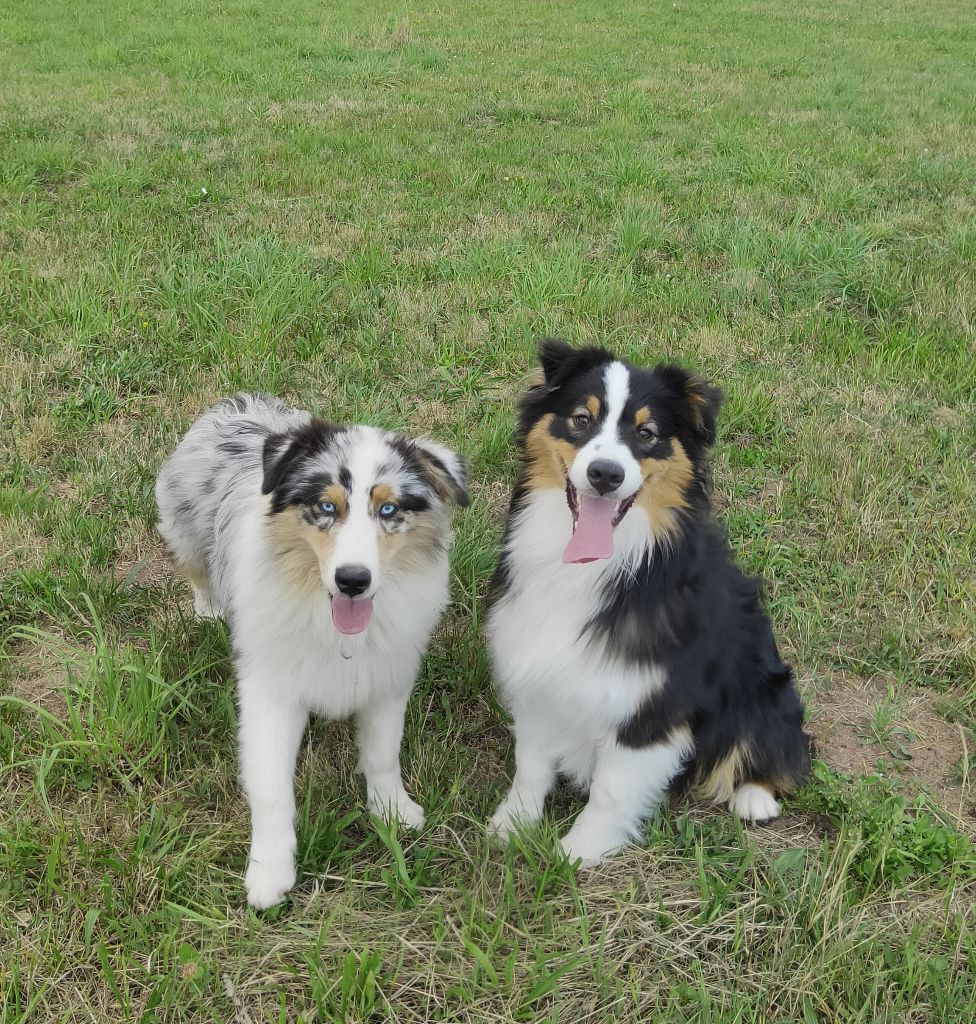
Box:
(335, 565), (371, 597)
(586, 459), (625, 495)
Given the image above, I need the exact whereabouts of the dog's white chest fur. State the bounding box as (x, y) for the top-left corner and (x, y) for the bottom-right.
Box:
(487, 489), (662, 775)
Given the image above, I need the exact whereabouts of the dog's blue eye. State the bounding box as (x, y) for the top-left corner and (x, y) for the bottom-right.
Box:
(378, 503), (398, 518)
(319, 501), (336, 515)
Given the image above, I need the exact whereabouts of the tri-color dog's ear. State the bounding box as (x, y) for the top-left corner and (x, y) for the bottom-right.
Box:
(659, 366), (724, 447)
(684, 375), (724, 447)
(413, 438), (470, 507)
(538, 338), (614, 390)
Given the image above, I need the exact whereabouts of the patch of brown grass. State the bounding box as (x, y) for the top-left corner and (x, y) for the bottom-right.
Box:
(6, 645), (71, 719)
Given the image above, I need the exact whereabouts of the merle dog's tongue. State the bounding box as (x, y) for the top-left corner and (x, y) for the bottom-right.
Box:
(563, 493), (618, 563)
(331, 596), (373, 634)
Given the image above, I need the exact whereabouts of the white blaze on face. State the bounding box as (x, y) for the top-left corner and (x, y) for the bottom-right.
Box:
(564, 361), (644, 565)
(320, 429), (386, 635)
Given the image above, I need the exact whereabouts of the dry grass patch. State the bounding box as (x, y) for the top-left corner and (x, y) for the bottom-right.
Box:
(113, 521), (172, 590)
(7, 647), (70, 720)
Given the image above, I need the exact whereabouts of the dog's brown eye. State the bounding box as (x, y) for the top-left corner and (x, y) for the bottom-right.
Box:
(573, 412), (592, 429)
(636, 425), (656, 442)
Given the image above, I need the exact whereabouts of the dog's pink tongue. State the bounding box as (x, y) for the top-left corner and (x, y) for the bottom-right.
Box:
(563, 494), (618, 564)
(331, 596), (373, 634)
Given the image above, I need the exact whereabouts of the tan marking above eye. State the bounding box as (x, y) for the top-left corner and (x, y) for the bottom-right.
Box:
(318, 483), (349, 518)
(634, 405), (653, 427)
(369, 482), (396, 514)
(585, 395), (601, 418)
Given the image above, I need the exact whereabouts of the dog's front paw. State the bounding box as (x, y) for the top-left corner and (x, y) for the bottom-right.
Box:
(487, 802), (534, 844)
(559, 824), (622, 867)
(730, 783), (780, 824)
(245, 854), (296, 910)
(368, 791), (426, 830)
(487, 809), (516, 844)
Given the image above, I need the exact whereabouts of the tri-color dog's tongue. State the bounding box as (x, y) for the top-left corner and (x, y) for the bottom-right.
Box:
(563, 493), (618, 564)
(331, 595), (373, 634)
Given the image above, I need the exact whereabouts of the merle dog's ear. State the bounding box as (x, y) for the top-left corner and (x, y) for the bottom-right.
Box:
(261, 432), (302, 495)
(412, 438), (470, 507)
(261, 420), (341, 497)
(538, 338), (614, 390)
(660, 366), (724, 446)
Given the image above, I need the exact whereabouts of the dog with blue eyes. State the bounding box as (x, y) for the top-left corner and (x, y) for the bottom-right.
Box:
(156, 394), (468, 908)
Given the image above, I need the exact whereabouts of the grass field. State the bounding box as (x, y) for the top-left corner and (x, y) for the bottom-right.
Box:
(2, 0), (975, 1019)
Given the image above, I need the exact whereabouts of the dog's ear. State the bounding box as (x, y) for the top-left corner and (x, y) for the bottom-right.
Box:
(538, 338), (614, 390)
(412, 438), (470, 507)
(684, 375), (724, 447)
(262, 420), (341, 497)
(659, 366), (724, 447)
(262, 432), (302, 495)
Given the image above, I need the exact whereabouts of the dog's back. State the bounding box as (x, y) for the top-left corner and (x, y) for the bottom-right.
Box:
(155, 393), (308, 604)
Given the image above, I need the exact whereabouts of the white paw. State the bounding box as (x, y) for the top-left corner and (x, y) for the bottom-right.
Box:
(559, 824), (624, 867)
(488, 804), (530, 844)
(730, 783), (780, 823)
(368, 791), (426, 830)
(244, 854), (296, 910)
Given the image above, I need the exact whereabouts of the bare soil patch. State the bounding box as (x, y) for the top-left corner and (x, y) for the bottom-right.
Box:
(810, 673), (973, 831)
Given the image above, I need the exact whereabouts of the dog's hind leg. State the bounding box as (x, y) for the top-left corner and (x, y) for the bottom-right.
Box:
(189, 575), (223, 620)
(173, 560), (222, 619)
(729, 782), (781, 823)
(155, 485), (223, 618)
(696, 744), (787, 824)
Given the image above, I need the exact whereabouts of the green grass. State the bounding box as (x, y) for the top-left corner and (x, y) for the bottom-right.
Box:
(2, 0), (975, 1019)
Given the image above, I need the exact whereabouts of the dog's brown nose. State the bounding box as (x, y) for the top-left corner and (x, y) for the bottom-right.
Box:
(335, 564), (371, 597)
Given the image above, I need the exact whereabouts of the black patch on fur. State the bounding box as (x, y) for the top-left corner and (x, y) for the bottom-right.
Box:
(419, 449), (470, 506)
(338, 465), (353, 492)
(214, 393), (253, 415)
(538, 337), (614, 390)
(595, 466), (809, 797)
(217, 439), (255, 459)
(262, 420), (344, 513)
(645, 365), (724, 450)
(517, 339), (614, 443)
(388, 436), (469, 507)
(398, 490), (433, 513)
